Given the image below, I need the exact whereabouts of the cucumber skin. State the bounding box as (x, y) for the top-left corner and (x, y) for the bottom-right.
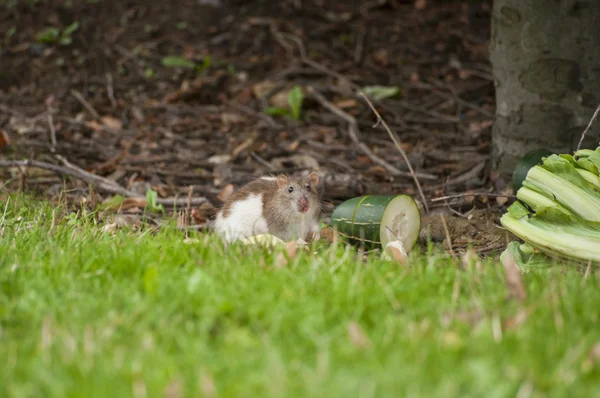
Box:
(330, 195), (413, 250)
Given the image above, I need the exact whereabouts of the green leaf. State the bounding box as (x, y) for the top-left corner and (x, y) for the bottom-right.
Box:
(97, 195), (126, 211)
(500, 242), (554, 272)
(288, 86), (304, 120)
(145, 189), (164, 213)
(524, 155), (600, 221)
(362, 85), (401, 100)
(62, 22), (79, 37)
(161, 56), (196, 69)
(58, 36), (72, 45)
(501, 212), (600, 263)
(36, 27), (60, 43)
(263, 107), (289, 117)
(507, 201), (530, 219)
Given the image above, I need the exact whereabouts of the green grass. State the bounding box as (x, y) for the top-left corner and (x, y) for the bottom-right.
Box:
(1, 196), (600, 398)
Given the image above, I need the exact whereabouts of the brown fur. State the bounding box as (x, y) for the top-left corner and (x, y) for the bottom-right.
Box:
(218, 173), (321, 240)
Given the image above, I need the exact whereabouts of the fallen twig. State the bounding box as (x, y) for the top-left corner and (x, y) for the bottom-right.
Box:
(431, 192), (516, 203)
(46, 109), (57, 152)
(439, 213), (456, 258)
(0, 159), (208, 206)
(576, 103), (600, 151)
(106, 73), (118, 109)
(307, 87), (437, 182)
(70, 89), (100, 119)
(359, 92), (430, 214)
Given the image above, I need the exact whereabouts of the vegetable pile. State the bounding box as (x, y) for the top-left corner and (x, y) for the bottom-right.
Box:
(501, 146), (600, 266)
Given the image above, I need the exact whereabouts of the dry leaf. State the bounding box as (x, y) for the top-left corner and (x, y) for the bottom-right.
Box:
(208, 154), (232, 165)
(44, 94), (55, 107)
(464, 191), (476, 204)
(101, 222), (118, 233)
(217, 184), (234, 202)
(0, 130), (11, 149)
(496, 187), (513, 206)
(85, 120), (102, 132)
(286, 240), (298, 259)
(589, 343), (600, 362)
(121, 197), (148, 210)
(502, 308), (531, 330)
(100, 116), (122, 130)
(582, 342), (600, 372)
(275, 252), (288, 268)
(414, 0), (427, 9)
(461, 249), (482, 270)
(232, 135), (256, 158)
(347, 321), (371, 349)
(220, 112), (245, 127)
(251, 80), (277, 99)
(502, 248), (527, 302)
(373, 49), (389, 66)
(319, 226), (335, 243)
(334, 99), (358, 109)
(442, 309), (483, 327)
(269, 89), (290, 109)
(286, 140), (300, 152)
(164, 381), (182, 398)
(458, 69), (472, 80)
(199, 371), (216, 398)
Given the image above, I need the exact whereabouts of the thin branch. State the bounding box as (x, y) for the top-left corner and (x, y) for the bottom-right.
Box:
(307, 87), (437, 182)
(431, 192), (516, 203)
(0, 159), (208, 206)
(70, 89), (100, 119)
(250, 152), (276, 170)
(577, 103), (600, 151)
(440, 213), (456, 258)
(46, 109), (57, 153)
(359, 92), (430, 214)
(106, 73), (118, 109)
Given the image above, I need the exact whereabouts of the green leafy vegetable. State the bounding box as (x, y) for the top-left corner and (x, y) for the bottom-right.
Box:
(502, 146), (600, 265)
(500, 242), (554, 272)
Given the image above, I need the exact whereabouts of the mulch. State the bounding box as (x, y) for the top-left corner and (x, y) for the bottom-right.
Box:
(0, 0), (510, 253)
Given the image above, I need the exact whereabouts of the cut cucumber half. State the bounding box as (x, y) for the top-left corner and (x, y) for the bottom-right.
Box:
(330, 194), (421, 251)
(512, 148), (553, 191)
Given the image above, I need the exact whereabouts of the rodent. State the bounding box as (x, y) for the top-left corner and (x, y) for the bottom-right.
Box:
(214, 172), (321, 243)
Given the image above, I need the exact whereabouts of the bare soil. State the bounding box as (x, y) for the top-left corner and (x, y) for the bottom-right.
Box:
(0, 0), (509, 253)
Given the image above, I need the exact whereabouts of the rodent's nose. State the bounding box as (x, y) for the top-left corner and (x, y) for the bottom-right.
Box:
(298, 197), (309, 213)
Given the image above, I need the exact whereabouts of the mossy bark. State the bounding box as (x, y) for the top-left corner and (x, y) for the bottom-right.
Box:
(490, 0), (600, 174)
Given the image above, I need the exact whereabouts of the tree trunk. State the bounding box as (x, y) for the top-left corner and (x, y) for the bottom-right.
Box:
(490, 0), (600, 174)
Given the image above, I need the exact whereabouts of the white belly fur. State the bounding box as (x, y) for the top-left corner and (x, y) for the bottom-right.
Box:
(214, 194), (269, 242)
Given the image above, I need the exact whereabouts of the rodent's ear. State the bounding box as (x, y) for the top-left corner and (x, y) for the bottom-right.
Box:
(276, 175), (288, 189)
(308, 172), (319, 186)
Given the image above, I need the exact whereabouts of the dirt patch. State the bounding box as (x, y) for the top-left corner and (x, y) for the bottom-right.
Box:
(0, 0), (506, 250)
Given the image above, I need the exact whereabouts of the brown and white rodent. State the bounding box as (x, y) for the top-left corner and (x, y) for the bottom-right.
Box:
(214, 172), (321, 243)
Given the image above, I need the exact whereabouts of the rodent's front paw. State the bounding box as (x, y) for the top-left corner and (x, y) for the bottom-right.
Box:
(309, 232), (320, 242)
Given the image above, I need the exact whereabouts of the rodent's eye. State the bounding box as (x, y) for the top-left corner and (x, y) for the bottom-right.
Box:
(288, 186), (294, 193)
(305, 184), (311, 192)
